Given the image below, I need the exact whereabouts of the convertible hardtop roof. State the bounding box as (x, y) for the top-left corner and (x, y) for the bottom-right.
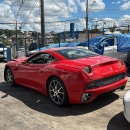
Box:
(40, 47), (84, 52)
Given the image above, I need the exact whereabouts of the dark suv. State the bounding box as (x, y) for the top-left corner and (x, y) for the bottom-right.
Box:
(28, 43), (42, 51)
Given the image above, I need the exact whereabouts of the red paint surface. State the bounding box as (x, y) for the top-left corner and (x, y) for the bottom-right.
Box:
(5, 48), (127, 104)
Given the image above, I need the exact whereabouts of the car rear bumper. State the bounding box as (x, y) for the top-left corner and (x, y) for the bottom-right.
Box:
(69, 77), (127, 104)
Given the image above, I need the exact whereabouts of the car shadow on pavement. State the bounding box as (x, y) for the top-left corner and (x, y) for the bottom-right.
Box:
(107, 112), (130, 130)
(0, 82), (120, 117)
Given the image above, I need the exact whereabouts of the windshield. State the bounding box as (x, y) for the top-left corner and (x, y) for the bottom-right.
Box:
(55, 48), (99, 60)
(89, 37), (103, 47)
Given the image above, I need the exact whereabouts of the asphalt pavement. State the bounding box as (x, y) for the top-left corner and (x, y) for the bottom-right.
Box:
(0, 62), (130, 130)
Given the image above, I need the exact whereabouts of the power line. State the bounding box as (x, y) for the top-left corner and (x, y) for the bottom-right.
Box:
(50, 0), (63, 9)
(21, 0), (38, 28)
(50, 0), (84, 19)
(16, 0), (25, 18)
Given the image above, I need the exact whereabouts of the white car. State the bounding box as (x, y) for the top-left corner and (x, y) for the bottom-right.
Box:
(0, 43), (7, 61)
(123, 90), (130, 123)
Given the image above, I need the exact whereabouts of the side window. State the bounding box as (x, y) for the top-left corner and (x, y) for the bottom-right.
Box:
(43, 53), (57, 63)
(100, 41), (109, 47)
(105, 38), (114, 46)
(28, 53), (57, 64)
(28, 53), (44, 64)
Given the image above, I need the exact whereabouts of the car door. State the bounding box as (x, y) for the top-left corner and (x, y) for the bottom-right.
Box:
(103, 38), (116, 57)
(16, 53), (43, 90)
(18, 52), (57, 90)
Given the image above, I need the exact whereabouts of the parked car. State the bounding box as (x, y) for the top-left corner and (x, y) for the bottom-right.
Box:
(123, 90), (130, 123)
(0, 43), (7, 61)
(4, 47), (127, 106)
(28, 43), (42, 51)
(78, 34), (130, 62)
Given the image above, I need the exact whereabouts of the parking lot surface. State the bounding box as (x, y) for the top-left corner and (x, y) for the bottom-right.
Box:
(0, 63), (130, 130)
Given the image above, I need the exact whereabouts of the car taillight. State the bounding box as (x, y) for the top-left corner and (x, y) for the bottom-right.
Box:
(117, 61), (125, 68)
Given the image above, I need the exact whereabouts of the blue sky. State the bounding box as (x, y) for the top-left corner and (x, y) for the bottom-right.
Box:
(0, 0), (130, 32)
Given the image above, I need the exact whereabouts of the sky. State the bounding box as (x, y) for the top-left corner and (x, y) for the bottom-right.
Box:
(0, 0), (130, 33)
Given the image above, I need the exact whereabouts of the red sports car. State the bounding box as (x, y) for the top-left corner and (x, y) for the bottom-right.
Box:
(4, 47), (127, 106)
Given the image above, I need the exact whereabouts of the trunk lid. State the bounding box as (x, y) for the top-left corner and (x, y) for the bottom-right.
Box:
(59, 55), (125, 79)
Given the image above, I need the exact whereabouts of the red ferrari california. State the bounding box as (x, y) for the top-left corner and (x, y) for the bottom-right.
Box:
(4, 47), (127, 106)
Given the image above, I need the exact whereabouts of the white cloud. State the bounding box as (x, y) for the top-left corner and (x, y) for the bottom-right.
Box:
(0, 0), (106, 32)
(76, 0), (105, 12)
(68, 0), (77, 13)
(0, 3), (15, 29)
(118, 15), (130, 26)
(2, 0), (72, 32)
(101, 18), (118, 28)
(1, 0), (129, 33)
(120, 1), (130, 10)
(117, 1), (121, 4)
(112, 1), (121, 4)
(96, 15), (130, 30)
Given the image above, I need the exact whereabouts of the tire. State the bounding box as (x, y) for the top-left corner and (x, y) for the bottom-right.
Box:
(47, 77), (68, 107)
(6, 68), (15, 87)
(126, 51), (130, 63)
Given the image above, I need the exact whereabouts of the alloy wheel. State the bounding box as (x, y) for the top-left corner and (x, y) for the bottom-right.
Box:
(6, 68), (15, 87)
(48, 78), (68, 106)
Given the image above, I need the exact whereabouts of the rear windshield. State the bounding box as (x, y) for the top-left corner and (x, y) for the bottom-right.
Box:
(55, 48), (99, 60)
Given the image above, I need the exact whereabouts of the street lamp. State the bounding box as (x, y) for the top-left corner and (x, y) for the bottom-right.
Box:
(86, 0), (96, 49)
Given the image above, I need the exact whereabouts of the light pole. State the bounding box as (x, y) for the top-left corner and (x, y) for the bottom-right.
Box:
(15, 20), (18, 58)
(86, 0), (96, 49)
(40, 0), (45, 47)
(86, 0), (89, 48)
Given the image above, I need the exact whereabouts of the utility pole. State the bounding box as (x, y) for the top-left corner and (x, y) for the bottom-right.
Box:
(86, 0), (89, 49)
(40, 0), (45, 47)
(15, 20), (18, 58)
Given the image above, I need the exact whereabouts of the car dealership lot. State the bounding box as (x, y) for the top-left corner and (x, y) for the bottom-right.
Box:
(0, 63), (130, 130)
